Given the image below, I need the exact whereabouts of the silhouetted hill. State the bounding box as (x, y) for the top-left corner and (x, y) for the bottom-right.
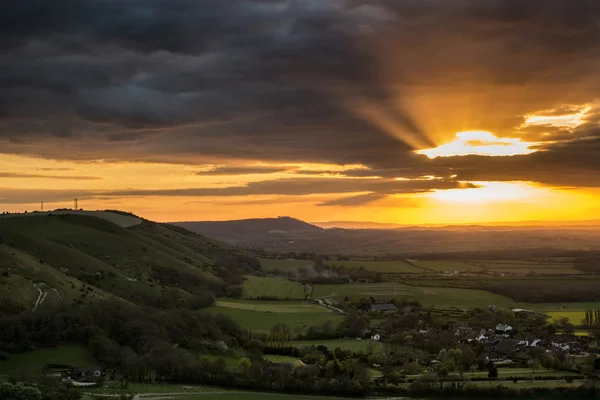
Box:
(173, 216), (322, 240)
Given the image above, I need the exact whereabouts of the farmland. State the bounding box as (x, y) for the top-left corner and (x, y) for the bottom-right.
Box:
(0, 345), (95, 378)
(259, 258), (315, 271)
(414, 260), (480, 272)
(312, 282), (516, 309)
(206, 299), (343, 333)
(327, 260), (425, 273)
(242, 276), (306, 299)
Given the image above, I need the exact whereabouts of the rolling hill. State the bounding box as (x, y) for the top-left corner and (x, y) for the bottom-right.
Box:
(0, 211), (260, 315)
(173, 216), (322, 245)
(171, 216), (600, 255)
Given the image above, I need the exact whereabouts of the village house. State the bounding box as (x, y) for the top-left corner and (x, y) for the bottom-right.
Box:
(495, 323), (513, 334)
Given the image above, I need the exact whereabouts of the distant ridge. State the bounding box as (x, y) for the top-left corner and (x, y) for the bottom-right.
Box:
(314, 219), (600, 229)
(172, 216), (322, 239)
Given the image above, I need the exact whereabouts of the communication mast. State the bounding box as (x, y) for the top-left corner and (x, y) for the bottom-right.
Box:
(41, 202), (44, 212)
(74, 198), (78, 210)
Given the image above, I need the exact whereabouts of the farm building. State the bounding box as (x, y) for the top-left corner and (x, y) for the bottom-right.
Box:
(495, 324), (513, 334)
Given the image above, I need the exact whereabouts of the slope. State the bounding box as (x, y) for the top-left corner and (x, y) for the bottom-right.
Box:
(173, 216), (321, 240)
(0, 212), (260, 315)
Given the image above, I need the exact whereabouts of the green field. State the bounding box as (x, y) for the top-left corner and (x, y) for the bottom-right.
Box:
(206, 299), (343, 333)
(0, 345), (96, 378)
(161, 393), (354, 400)
(328, 260), (425, 273)
(547, 311), (586, 325)
(414, 260), (479, 272)
(312, 283), (516, 309)
(259, 258), (315, 271)
(263, 355), (298, 364)
(292, 339), (383, 354)
(469, 260), (580, 275)
(243, 276), (306, 299)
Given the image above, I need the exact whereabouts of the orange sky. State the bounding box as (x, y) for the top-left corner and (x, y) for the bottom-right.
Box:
(2, 126), (599, 224)
(2, 1), (599, 224)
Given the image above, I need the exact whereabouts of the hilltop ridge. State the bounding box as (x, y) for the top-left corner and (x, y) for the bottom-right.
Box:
(0, 210), (259, 315)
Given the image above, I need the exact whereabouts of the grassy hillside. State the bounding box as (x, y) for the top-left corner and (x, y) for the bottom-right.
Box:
(0, 212), (260, 314)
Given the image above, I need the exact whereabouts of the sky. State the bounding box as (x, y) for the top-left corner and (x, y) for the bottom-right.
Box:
(1, 0), (600, 224)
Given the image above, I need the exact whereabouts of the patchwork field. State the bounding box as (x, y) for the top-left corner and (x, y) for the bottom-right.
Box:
(206, 299), (343, 333)
(259, 258), (315, 271)
(242, 276), (306, 299)
(469, 260), (580, 275)
(413, 260), (480, 272)
(327, 260), (425, 273)
(292, 339), (384, 353)
(0, 345), (96, 378)
(312, 282), (516, 309)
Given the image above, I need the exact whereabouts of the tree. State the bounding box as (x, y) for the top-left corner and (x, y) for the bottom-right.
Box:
(0, 382), (41, 400)
(527, 359), (540, 379)
(487, 362), (498, 379)
(459, 347), (476, 370)
(563, 322), (575, 335)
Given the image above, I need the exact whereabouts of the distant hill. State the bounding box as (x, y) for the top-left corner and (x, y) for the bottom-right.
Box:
(173, 216), (322, 241)
(0, 211), (260, 315)
(173, 216), (600, 254)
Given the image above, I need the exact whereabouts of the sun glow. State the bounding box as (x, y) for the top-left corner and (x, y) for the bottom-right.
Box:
(429, 181), (544, 203)
(417, 131), (537, 158)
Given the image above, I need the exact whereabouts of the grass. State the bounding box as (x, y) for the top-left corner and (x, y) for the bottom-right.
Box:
(263, 355), (298, 364)
(292, 339), (383, 354)
(259, 258), (315, 271)
(243, 276), (306, 299)
(0, 345), (96, 378)
(168, 393), (355, 400)
(206, 299), (343, 333)
(312, 283), (516, 309)
(85, 383), (219, 395)
(327, 260), (425, 273)
(0, 210), (142, 228)
(469, 260), (580, 275)
(414, 260), (480, 272)
(0, 213), (251, 313)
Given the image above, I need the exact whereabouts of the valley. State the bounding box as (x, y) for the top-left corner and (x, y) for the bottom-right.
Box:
(2, 211), (600, 399)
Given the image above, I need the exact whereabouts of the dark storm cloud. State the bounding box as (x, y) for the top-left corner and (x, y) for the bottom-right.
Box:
(1, 0), (600, 189)
(433, 136), (600, 187)
(0, 177), (476, 205)
(102, 177), (478, 197)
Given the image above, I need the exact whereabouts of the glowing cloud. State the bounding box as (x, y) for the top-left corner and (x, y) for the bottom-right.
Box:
(525, 106), (591, 128)
(416, 131), (537, 158)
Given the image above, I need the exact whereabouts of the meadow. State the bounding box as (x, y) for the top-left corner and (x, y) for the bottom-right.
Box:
(468, 260), (580, 275)
(327, 260), (425, 273)
(312, 282), (516, 309)
(0, 345), (96, 378)
(242, 276), (306, 299)
(259, 258), (315, 271)
(205, 299), (343, 333)
(414, 260), (480, 272)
